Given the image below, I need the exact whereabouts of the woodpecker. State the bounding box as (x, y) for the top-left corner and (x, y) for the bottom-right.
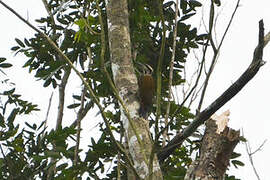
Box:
(138, 63), (155, 119)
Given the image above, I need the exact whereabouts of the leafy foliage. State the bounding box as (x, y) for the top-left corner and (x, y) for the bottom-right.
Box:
(1, 0), (244, 179)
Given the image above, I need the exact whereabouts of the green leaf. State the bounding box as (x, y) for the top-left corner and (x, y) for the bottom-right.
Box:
(44, 150), (61, 158)
(213, 0), (221, 6)
(3, 88), (15, 95)
(196, 33), (209, 41)
(24, 38), (31, 46)
(37, 120), (46, 131)
(35, 69), (49, 78)
(72, 95), (82, 101)
(0, 57), (6, 63)
(64, 15), (73, 22)
(230, 152), (241, 159)
(180, 0), (188, 12)
(23, 57), (35, 68)
(57, 17), (69, 25)
(11, 46), (20, 51)
(189, 0), (202, 7)
(32, 155), (46, 162)
(56, 163), (68, 171)
(35, 17), (47, 23)
(225, 175), (240, 180)
(239, 136), (247, 142)
(180, 13), (196, 21)
(231, 160), (244, 168)
(74, 18), (86, 28)
(0, 63), (12, 68)
(43, 78), (51, 87)
(55, 25), (64, 30)
(7, 108), (19, 124)
(15, 38), (25, 48)
(67, 103), (80, 109)
(163, 1), (174, 8)
(25, 122), (37, 130)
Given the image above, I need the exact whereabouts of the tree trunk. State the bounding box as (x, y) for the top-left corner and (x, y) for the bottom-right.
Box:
(185, 111), (240, 180)
(106, 0), (163, 179)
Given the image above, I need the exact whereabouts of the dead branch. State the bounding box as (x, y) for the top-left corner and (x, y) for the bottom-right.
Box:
(158, 20), (266, 162)
(184, 111), (240, 179)
(197, 0), (240, 112)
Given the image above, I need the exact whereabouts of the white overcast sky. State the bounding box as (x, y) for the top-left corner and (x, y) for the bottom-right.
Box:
(0, 1), (269, 179)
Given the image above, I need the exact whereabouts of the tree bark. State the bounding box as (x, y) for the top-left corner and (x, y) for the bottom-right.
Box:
(106, 0), (163, 179)
(184, 111), (240, 180)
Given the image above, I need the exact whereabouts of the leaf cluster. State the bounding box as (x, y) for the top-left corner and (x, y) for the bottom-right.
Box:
(2, 0), (244, 179)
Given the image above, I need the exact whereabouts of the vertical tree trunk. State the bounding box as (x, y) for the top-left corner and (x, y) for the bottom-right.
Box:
(106, 0), (163, 179)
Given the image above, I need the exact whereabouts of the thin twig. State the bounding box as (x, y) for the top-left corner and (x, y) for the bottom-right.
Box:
(158, 39), (209, 139)
(243, 130), (265, 180)
(163, 0), (179, 147)
(149, 0), (167, 177)
(245, 141), (261, 180)
(43, 92), (53, 137)
(154, 0), (167, 136)
(74, 86), (86, 165)
(197, 0), (240, 112)
(41, 0), (56, 32)
(158, 20), (266, 162)
(250, 139), (267, 156)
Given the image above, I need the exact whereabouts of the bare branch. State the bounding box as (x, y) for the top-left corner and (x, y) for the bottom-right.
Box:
(157, 39), (209, 140)
(243, 132), (266, 180)
(56, 67), (71, 130)
(250, 139), (267, 156)
(245, 141), (261, 180)
(43, 92), (53, 136)
(158, 20), (266, 162)
(197, 0), (240, 112)
(73, 86), (86, 165)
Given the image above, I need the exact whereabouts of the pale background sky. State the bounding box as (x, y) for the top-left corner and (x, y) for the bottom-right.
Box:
(0, 0), (269, 179)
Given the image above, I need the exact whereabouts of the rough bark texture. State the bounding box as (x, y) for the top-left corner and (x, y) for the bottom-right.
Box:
(184, 111), (240, 180)
(106, 0), (163, 179)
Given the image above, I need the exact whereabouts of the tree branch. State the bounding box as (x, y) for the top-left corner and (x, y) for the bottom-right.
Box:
(163, 0), (179, 146)
(43, 92), (53, 137)
(154, 0), (167, 136)
(243, 131), (266, 180)
(73, 86), (86, 166)
(55, 67), (71, 130)
(197, 0), (240, 112)
(158, 20), (266, 162)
